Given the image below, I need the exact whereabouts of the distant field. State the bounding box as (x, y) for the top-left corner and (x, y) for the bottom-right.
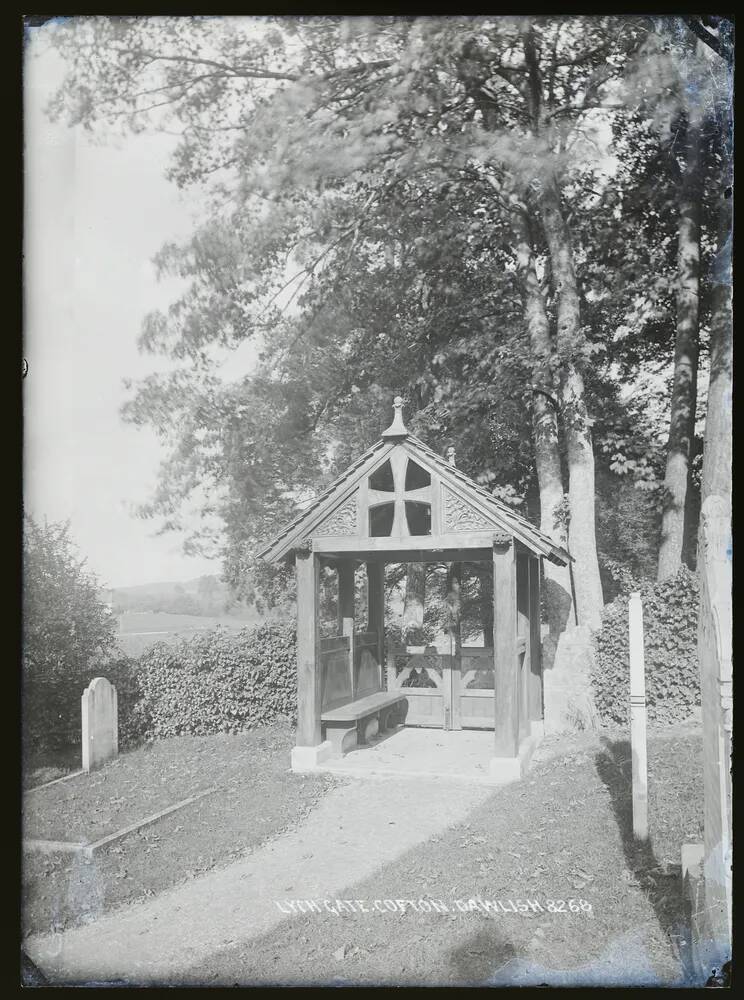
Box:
(115, 611), (262, 657)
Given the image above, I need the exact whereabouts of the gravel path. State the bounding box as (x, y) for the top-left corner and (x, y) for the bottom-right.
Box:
(25, 775), (492, 985)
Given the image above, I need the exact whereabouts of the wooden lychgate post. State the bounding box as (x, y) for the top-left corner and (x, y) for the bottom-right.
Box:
(492, 537), (519, 759)
(291, 548), (333, 769)
(366, 561), (385, 680)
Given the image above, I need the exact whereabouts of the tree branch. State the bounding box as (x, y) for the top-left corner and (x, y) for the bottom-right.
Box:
(123, 49), (394, 85)
(126, 49), (301, 81)
(681, 16), (734, 65)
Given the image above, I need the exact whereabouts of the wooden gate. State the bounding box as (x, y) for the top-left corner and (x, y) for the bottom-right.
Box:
(458, 647), (495, 729)
(386, 645), (451, 727)
(386, 643), (499, 730)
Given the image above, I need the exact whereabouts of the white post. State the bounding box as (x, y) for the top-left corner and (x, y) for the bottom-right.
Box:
(628, 592), (648, 842)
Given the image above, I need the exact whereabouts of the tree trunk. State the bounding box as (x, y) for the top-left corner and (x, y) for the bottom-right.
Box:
(696, 494), (733, 957)
(701, 186), (732, 510)
(512, 207), (574, 635)
(538, 176), (604, 631)
(402, 562), (425, 640)
(694, 114), (733, 960)
(560, 362), (603, 632)
(658, 113), (703, 580)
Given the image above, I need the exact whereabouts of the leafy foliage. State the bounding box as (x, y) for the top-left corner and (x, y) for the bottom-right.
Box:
(42, 17), (658, 605)
(134, 622), (298, 738)
(595, 470), (662, 601)
(591, 568), (700, 725)
(42, 16), (731, 614)
(22, 517), (119, 755)
(23, 655), (143, 757)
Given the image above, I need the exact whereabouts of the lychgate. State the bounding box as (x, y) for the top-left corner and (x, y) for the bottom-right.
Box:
(259, 398), (572, 781)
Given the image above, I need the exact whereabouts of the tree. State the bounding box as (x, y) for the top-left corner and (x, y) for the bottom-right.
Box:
(656, 30), (706, 579)
(686, 16), (733, 511)
(684, 16), (733, 960)
(23, 516), (117, 752)
(23, 516), (116, 679)
(45, 16), (679, 625)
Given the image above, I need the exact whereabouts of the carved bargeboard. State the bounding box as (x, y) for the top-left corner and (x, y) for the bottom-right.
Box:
(313, 492), (359, 536)
(442, 485), (492, 532)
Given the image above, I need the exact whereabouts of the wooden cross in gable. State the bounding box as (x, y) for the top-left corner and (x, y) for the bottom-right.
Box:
(367, 449), (432, 537)
(368, 397), (432, 537)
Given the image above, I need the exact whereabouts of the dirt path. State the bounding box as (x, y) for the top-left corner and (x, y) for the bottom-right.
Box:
(25, 775), (491, 985)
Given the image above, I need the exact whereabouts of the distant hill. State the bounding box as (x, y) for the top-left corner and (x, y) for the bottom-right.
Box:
(100, 575), (256, 619)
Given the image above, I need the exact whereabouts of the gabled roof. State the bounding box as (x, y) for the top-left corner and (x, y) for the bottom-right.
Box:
(258, 402), (571, 567)
(258, 437), (393, 564)
(402, 434), (571, 565)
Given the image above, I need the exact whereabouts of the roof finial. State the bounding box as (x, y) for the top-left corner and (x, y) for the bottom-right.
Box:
(382, 395), (408, 438)
(447, 445), (456, 467)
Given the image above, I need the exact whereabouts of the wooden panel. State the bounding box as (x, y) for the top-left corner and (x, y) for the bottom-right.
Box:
(312, 492), (359, 538)
(461, 646), (493, 660)
(460, 693), (494, 729)
(387, 644), (446, 728)
(354, 631), (382, 698)
(493, 540), (519, 757)
(320, 636), (352, 711)
(403, 690), (444, 726)
(528, 556), (543, 720)
(460, 643), (494, 729)
(296, 551), (321, 747)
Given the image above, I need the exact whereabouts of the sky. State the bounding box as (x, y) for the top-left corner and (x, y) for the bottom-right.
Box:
(23, 24), (254, 589)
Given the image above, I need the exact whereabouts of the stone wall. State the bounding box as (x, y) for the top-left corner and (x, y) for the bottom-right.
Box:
(543, 625), (599, 733)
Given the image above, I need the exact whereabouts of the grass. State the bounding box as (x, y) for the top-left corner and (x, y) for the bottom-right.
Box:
(186, 729), (704, 987)
(22, 724), (705, 986)
(22, 722), (339, 939)
(23, 746), (82, 791)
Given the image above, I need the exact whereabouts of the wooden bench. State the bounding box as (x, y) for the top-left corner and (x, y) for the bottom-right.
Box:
(322, 690), (408, 757)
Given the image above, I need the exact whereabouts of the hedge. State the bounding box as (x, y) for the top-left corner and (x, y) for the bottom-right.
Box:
(134, 622), (297, 738)
(591, 567), (701, 726)
(23, 621), (298, 754)
(22, 654), (142, 758)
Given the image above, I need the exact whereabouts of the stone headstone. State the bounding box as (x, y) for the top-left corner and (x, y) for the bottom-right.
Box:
(81, 677), (118, 773)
